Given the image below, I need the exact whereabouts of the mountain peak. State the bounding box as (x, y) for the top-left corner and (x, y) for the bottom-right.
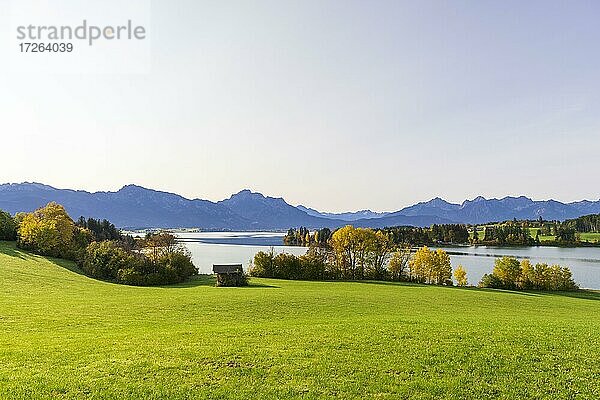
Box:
(228, 189), (265, 200)
(119, 184), (147, 190)
(116, 184), (156, 196)
(424, 197), (454, 207)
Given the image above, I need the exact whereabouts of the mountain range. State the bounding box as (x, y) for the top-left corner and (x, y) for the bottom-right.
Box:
(1, 182), (599, 230)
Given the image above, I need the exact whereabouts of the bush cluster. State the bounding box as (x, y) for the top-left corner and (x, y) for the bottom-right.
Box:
(82, 240), (197, 286)
(479, 257), (578, 291)
(2, 202), (197, 286)
(250, 247), (330, 280)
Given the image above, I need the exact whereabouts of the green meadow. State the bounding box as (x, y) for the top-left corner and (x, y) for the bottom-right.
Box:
(1, 241), (599, 399)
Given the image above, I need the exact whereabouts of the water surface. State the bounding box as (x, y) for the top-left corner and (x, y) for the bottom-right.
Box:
(177, 232), (600, 289)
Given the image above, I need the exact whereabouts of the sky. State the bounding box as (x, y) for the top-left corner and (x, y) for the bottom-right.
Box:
(1, 0), (599, 212)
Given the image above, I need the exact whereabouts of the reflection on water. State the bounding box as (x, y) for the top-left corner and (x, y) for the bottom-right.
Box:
(176, 232), (600, 290)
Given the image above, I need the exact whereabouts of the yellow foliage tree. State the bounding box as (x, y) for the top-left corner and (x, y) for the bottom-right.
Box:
(409, 246), (452, 285)
(454, 265), (468, 286)
(492, 257), (521, 289)
(330, 226), (395, 279)
(17, 202), (77, 258)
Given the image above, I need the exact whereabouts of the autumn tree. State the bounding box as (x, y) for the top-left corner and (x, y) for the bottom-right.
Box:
(17, 202), (81, 258)
(388, 243), (412, 281)
(330, 225), (361, 279)
(454, 265), (468, 286)
(480, 257), (577, 291)
(492, 257), (521, 290)
(409, 246), (452, 285)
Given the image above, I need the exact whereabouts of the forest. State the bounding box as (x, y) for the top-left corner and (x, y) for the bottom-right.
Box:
(283, 213), (600, 248)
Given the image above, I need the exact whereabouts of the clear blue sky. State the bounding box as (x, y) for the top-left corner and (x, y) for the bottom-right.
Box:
(1, 0), (599, 211)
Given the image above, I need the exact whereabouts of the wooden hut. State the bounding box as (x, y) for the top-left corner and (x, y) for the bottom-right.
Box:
(213, 264), (247, 287)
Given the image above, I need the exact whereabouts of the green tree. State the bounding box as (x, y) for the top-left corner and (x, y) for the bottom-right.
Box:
(0, 210), (17, 241)
(472, 227), (479, 243)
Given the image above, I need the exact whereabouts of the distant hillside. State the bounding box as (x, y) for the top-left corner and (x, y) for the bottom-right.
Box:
(389, 196), (600, 225)
(218, 190), (338, 230)
(297, 205), (388, 221)
(0, 183), (248, 229)
(0, 182), (599, 229)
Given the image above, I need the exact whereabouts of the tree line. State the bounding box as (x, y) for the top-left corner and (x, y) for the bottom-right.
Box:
(0, 203), (197, 286)
(561, 214), (600, 234)
(285, 224), (470, 247)
(254, 225), (578, 291)
(259, 225), (456, 283)
(284, 213), (600, 249)
(283, 227), (332, 246)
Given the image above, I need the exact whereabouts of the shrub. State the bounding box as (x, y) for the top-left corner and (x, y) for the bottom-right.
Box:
(249, 247), (328, 280)
(82, 241), (141, 280)
(81, 237), (198, 286)
(250, 249), (276, 278)
(478, 273), (503, 289)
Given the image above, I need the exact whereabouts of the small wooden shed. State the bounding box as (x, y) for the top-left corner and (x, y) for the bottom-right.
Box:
(213, 264), (247, 287)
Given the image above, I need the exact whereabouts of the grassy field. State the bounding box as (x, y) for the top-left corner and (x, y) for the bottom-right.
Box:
(528, 228), (556, 242)
(1, 241), (600, 399)
(528, 228), (600, 243)
(579, 232), (600, 243)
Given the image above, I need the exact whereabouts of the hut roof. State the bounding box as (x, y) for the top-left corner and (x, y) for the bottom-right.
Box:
(213, 264), (243, 274)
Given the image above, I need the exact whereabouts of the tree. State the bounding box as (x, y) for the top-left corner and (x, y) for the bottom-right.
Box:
(17, 202), (80, 258)
(388, 244), (412, 281)
(479, 257), (578, 291)
(76, 217), (122, 241)
(518, 259), (534, 289)
(250, 248), (276, 277)
(144, 231), (178, 262)
(368, 231), (395, 279)
(492, 257), (521, 289)
(409, 247), (452, 285)
(432, 249), (452, 285)
(0, 210), (17, 241)
(454, 265), (468, 286)
(330, 225), (360, 279)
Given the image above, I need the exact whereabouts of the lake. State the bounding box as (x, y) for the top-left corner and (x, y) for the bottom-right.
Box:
(176, 232), (600, 290)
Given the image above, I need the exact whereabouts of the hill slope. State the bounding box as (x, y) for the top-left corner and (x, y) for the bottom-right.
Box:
(1, 241), (599, 399)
